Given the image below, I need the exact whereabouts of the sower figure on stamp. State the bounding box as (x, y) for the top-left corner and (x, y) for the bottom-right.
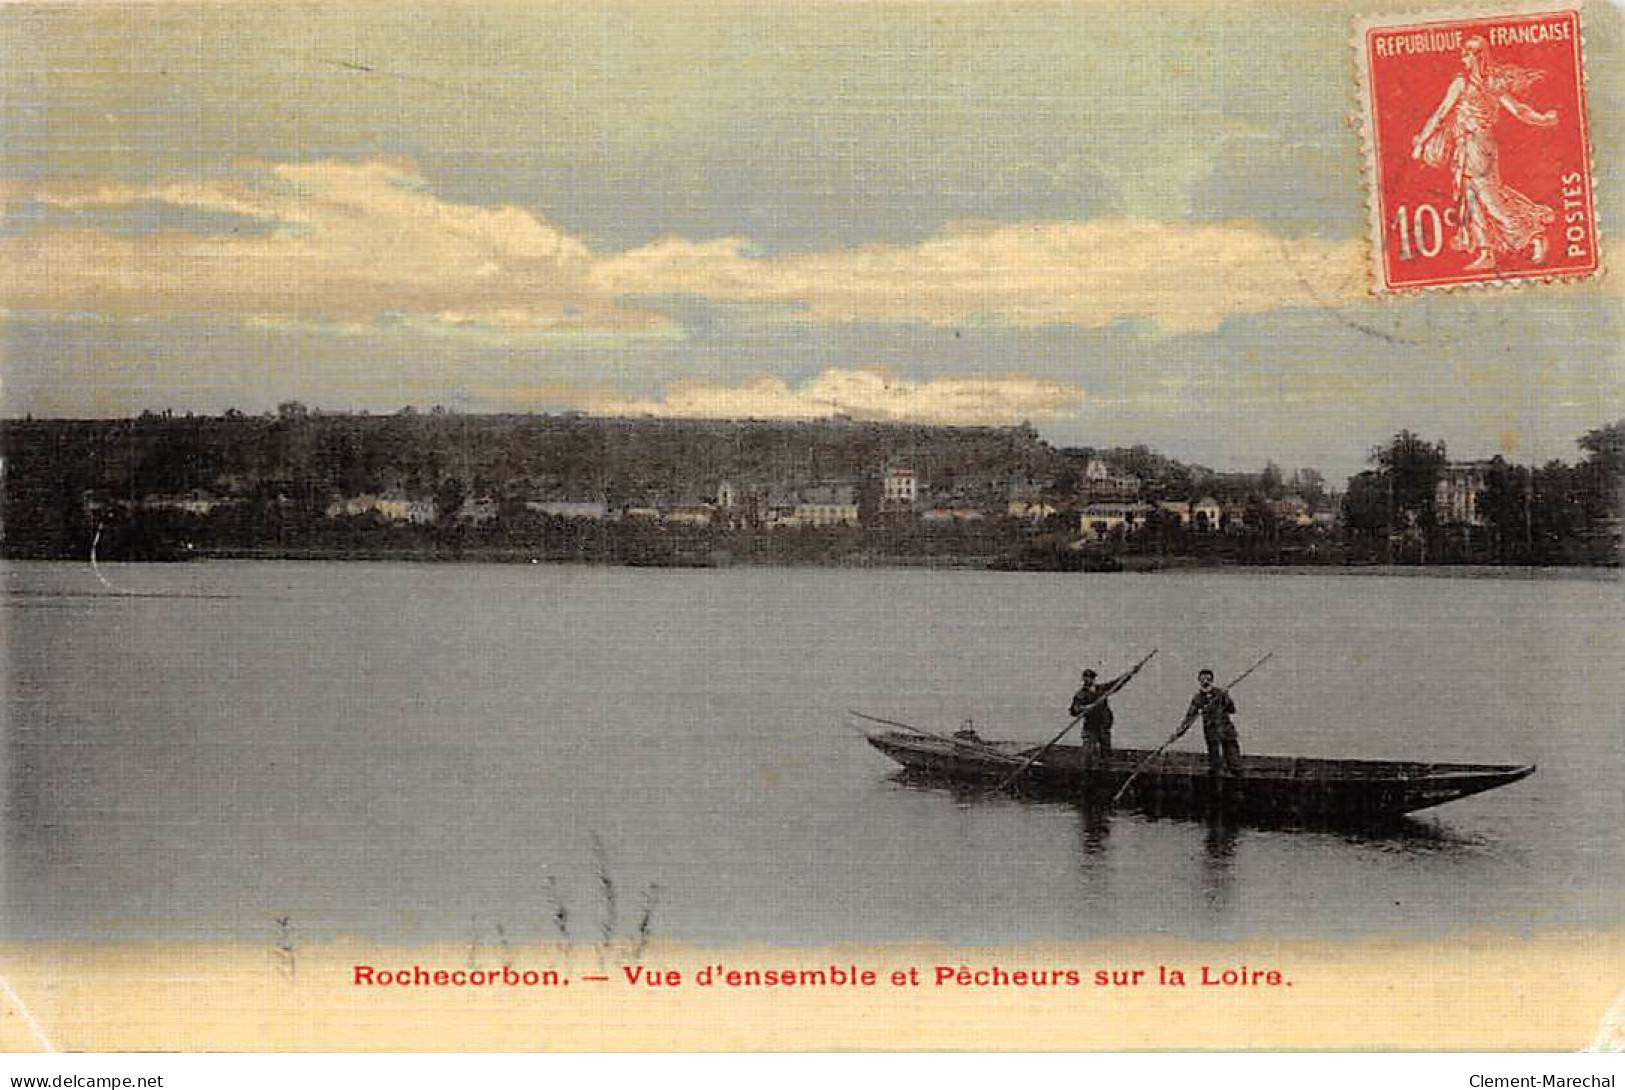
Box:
(1411, 36), (1558, 271)
(1181, 668), (1242, 776)
(1069, 667), (1125, 764)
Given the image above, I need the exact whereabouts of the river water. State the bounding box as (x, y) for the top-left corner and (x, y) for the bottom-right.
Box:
(3, 561), (1620, 946)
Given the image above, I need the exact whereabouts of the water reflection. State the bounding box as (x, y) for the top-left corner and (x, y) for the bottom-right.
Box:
(1333, 816), (1488, 853)
(5, 585), (243, 601)
(893, 768), (1485, 851)
(1200, 815), (1241, 909)
(1075, 803), (1112, 861)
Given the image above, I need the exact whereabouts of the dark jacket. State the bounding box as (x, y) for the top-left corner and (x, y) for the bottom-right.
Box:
(1187, 687), (1236, 731)
(1069, 677), (1122, 733)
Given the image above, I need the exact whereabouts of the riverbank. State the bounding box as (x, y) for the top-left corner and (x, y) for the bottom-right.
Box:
(18, 547), (1617, 579)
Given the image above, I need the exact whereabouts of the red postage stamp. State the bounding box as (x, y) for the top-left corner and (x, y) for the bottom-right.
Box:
(1356, 7), (1600, 292)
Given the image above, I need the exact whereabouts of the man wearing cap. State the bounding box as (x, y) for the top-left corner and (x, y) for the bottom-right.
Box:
(1183, 668), (1242, 776)
(1069, 667), (1126, 763)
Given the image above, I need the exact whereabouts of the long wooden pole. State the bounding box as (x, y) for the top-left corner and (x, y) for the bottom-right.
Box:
(845, 710), (1019, 761)
(1109, 651), (1274, 805)
(992, 648), (1158, 792)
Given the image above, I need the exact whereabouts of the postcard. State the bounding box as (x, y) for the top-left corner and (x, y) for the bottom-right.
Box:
(0, 0), (1620, 1054)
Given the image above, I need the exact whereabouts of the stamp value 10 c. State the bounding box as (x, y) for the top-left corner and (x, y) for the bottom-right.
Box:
(1356, 7), (1600, 292)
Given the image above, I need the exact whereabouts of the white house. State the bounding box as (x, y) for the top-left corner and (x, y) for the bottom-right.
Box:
(1080, 458), (1141, 497)
(1078, 502), (1154, 540)
(526, 499), (608, 521)
(1008, 497), (1059, 522)
(1436, 461), (1494, 526)
(922, 503), (985, 523)
(1007, 480), (1057, 522)
(664, 504), (716, 527)
(143, 490), (227, 516)
(1272, 493), (1315, 527)
(1191, 496), (1223, 532)
(883, 467), (918, 507)
(793, 485), (860, 527)
(1156, 499), (1192, 527)
(326, 492), (437, 524)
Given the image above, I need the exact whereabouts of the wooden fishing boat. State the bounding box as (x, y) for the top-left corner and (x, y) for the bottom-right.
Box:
(851, 713), (1536, 825)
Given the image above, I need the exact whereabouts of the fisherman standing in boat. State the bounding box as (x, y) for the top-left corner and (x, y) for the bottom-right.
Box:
(1069, 667), (1123, 763)
(1182, 668), (1242, 776)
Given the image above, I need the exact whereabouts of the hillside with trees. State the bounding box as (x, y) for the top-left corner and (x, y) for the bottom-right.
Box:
(3, 409), (1617, 568)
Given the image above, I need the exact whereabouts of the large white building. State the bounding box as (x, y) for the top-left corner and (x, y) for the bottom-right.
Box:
(794, 485), (860, 527)
(1436, 461), (1494, 526)
(883, 467), (918, 507)
(1079, 502), (1154, 540)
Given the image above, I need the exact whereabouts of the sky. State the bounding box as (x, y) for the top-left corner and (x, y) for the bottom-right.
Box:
(1, 1), (1620, 478)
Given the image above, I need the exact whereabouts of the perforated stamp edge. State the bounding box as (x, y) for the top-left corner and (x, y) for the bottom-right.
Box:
(1351, 2), (1604, 296)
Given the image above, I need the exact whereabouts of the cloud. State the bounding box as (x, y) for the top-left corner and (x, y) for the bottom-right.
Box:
(595, 219), (1366, 333)
(1, 160), (649, 333)
(3, 158), (1366, 337)
(481, 368), (1086, 426)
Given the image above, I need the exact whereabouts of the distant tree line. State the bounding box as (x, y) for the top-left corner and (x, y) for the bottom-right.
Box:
(3, 407), (1615, 567)
(1, 410), (1066, 561)
(1342, 423), (1621, 565)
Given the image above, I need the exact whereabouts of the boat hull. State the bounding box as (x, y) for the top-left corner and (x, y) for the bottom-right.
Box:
(863, 729), (1535, 825)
